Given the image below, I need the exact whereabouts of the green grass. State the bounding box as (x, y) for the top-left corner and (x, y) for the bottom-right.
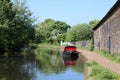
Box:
(77, 46), (90, 51)
(97, 50), (120, 64)
(37, 43), (60, 50)
(87, 61), (120, 80)
(78, 46), (120, 64)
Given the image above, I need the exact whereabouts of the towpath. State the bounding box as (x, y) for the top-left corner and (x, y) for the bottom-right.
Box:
(78, 49), (120, 75)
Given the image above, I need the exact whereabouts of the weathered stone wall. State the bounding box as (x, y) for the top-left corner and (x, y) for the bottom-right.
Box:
(75, 41), (90, 47)
(94, 6), (120, 54)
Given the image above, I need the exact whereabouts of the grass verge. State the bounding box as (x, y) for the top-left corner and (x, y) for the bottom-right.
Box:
(78, 46), (120, 64)
(97, 50), (120, 64)
(77, 46), (90, 51)
(87, 61), (120, 80)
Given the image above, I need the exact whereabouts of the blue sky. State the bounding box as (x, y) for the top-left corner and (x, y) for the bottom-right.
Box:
(26, 0), (117, 26)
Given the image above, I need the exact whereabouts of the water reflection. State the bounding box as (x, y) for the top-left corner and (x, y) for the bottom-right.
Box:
(0, 57), (35, 80)
(62, 51), (79, 66)
(0, 48), (84, 80)
(35, 48), (65, 74)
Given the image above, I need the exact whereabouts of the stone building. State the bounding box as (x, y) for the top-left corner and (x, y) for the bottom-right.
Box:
(93, 0), (120, 54)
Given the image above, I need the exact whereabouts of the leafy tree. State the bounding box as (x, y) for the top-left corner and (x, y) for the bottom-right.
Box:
(57, 33), (66, 43)
(51, 21), (70, 44)
(65, 27), (76, 42)
(11, 0), (36, 50)
(89, 20), (99, 28)
(0, 0), (15, 51)
(0, 0), (36, 52)
(88, 20), (99, 50)
(35, 19), (55, 43)
(36, 19), (70, 44)
(65, 23), (92, 42)
(53, 21), (70, 33)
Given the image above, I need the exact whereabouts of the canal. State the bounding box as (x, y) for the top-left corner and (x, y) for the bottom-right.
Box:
(0, 48), (85, 80)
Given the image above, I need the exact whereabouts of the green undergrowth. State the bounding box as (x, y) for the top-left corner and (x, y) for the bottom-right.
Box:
(78, 46), (120, 64)
(98, 50), (120, 64)
(87, 61), (120, 80)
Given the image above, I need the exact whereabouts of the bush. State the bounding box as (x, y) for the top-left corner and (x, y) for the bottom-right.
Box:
(90, 38), (94, 51)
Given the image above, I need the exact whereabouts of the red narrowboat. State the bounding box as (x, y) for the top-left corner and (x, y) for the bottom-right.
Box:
(61, 46), (79, 66)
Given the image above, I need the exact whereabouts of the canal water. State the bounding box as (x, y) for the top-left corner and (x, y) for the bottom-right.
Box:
(0, 48), (85, 80)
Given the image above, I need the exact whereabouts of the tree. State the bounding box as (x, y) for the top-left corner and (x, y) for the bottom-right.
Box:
(0, 0), (15, 51)
(36, 19), (70, 44)
(65, 27), (76, 42)
(89, 20), (99, 28)
(51, 21), (70, 44)
(53, 21), (70, 33)
(0, 0), (36, 52)
(65, 23), (92, 42)
(35, 19), (55, 43)
(11, 0), (36, 50)
(57, 33), (66, 43)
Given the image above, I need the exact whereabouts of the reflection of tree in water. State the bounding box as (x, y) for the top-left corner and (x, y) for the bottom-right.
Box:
(71, 60), (84, 73)
(0, 48), (84, 80)
(0, 49), (64, 80)
(0, 53), (36, 80)
(35, 48), (65, 74)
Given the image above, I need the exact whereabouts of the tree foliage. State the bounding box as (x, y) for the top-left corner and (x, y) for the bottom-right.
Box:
(0, 0), (35, 52)
(0, 0), (15, 51)
(65, 23), (92, 42)
(12, 0), (36, 50)
(35, 19), (70, 44)
(65, 20), (100, 42)
(89, 20), (99, 28)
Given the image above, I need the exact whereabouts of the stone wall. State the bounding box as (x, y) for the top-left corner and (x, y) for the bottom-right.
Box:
(94, 5), (120, 54)
(75, 41), (90, 47)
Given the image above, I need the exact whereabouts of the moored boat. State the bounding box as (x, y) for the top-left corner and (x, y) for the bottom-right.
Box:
(61, 45), (79, 59)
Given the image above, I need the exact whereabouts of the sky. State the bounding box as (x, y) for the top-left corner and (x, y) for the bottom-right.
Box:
(26, 0), (117, 26)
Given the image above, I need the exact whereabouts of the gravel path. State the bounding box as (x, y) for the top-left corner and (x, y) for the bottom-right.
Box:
(78, 49), (120, 75)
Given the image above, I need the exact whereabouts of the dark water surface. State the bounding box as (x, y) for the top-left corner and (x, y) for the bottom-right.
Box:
(0, 49), (84, 80)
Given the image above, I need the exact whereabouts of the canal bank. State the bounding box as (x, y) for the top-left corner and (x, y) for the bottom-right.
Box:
(78, 49), (120, 79)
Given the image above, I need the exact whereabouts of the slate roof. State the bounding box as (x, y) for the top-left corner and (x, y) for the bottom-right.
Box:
(93, 0), (120, 31)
